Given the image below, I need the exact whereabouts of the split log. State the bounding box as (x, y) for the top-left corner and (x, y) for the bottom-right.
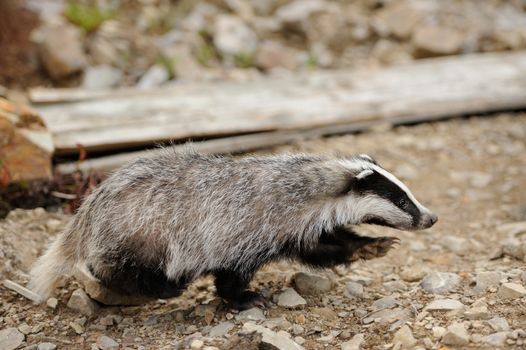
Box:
(32, 51), (526, 155)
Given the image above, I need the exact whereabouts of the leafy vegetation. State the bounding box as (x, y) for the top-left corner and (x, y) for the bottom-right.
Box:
(65, 1), (114, 32)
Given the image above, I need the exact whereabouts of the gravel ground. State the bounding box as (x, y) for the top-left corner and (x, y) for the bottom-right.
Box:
(1, 113), (526, 350)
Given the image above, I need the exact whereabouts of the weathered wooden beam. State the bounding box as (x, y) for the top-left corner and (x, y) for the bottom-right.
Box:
(55, 112), (459, 175)
(33, 51), (526, 155)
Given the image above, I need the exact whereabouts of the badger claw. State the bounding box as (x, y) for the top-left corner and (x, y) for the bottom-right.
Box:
(228, 290), (269, 310)
(350, 236), (400, 261)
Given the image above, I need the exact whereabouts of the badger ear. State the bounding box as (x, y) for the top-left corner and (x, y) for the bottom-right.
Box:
(356, 169), (374, 180)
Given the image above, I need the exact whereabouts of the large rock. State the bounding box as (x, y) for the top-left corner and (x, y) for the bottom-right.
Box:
(412, 26), (464, 58)
(0, 328), (25, 350)
(0, 98), (53, 183)
(38, 25), (88, 79)
(213, 14), (258, 57)
(292, 272), (332, 295)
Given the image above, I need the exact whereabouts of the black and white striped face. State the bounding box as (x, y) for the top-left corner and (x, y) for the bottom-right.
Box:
(343, 155), (437, 231)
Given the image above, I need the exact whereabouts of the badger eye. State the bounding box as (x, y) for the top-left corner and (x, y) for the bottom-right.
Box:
(398, 198), (406, 208)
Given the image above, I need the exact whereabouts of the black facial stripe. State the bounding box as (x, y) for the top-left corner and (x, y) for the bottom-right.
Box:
(354, 171), (421, 225)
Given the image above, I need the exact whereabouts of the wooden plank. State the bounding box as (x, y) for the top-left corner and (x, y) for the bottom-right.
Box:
(33, 51), (526, 155)
(55, 112), (457, 175)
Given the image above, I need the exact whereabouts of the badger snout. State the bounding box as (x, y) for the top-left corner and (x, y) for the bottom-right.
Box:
(420, 211), (438, 229)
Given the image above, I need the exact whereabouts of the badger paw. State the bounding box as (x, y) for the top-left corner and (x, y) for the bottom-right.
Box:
(228, 291), (270, 310)
(350, 237), (400, 261)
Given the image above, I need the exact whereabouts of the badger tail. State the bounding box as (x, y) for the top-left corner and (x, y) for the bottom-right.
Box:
(28, 235), (76, 303)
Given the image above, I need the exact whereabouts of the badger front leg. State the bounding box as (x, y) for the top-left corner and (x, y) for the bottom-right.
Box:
(213, 269), (269, 310)
(298, 227), (399, 267)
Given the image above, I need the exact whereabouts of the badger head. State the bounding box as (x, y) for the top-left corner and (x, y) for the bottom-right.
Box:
(341, 154), (437, 231)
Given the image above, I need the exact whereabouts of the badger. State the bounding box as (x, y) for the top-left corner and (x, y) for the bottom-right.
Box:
(29, 148), (437, 309)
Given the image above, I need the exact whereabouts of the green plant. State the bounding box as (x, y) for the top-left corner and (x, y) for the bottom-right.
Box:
(156, 54), (176, 79)
(234, 52), (254, 68)
(65, 1), (114, 32)
(306, 54), (318, 69)
(196, 44), (217, 67)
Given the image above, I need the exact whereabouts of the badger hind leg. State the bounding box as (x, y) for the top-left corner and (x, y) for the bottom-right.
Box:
(89, 256), (189, 300)
(213, 269), (269, 310)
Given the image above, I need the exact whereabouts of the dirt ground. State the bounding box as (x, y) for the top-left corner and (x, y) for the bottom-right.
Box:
(1, 113), (525, 349)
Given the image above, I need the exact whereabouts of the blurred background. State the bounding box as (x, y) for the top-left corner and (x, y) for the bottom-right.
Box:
(1, 0), (526, 90)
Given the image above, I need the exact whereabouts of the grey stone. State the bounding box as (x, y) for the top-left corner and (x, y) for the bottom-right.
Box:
(46, 297), (58, 309)
(498, 282), (526, 299)
(442, 323), (470, 346)
(341, 333), (364, 350)
(67, 289), (99, 317)
(420, 272), (461, 294)
(208, 321), (234, 338)
(17, 324), (31, 335)
(39, 25), (87, 79)
(473, 271), (502, 294)
(242, 322), (303, 350)
(502, 240), (526, 261)
(213, 14), (258, 56)
(235, 307), (265, 321)
(291, 324), (304, 335)
(463, 306), (490, 320)
(372, 295), (398, 311)
(383, 280), (407, 292)
(0, 328), (25, 350)
(363, 307), (411, 325)
(292, 272), (332, 295)
(37, 343), (57, 350)
(345, 281), (364, 298)
(277, 288), (306, 308)
(425, 298), (465, 311)
(69, 321), (84, 334)
(276, 0), (325, 23)
(82, 65), (123, 90)
(399, 266), (426, 282)
(190, 339), (204, 350)
(481, 332), (509, 347)
(96, 335), (119, 350)
(497, 221), (526, 236)
(487, 317), (510, 332)
(137, 65), (170, 89)
(393, 325), (417, 348)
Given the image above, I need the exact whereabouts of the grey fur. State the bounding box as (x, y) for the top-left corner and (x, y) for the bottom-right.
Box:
(29, 147), (436, 302)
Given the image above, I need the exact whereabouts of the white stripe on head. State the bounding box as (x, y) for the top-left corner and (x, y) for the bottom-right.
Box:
(371, 164), (429, 214)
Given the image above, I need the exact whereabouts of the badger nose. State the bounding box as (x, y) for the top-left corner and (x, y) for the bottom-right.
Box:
(428, 213), (438, 227)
